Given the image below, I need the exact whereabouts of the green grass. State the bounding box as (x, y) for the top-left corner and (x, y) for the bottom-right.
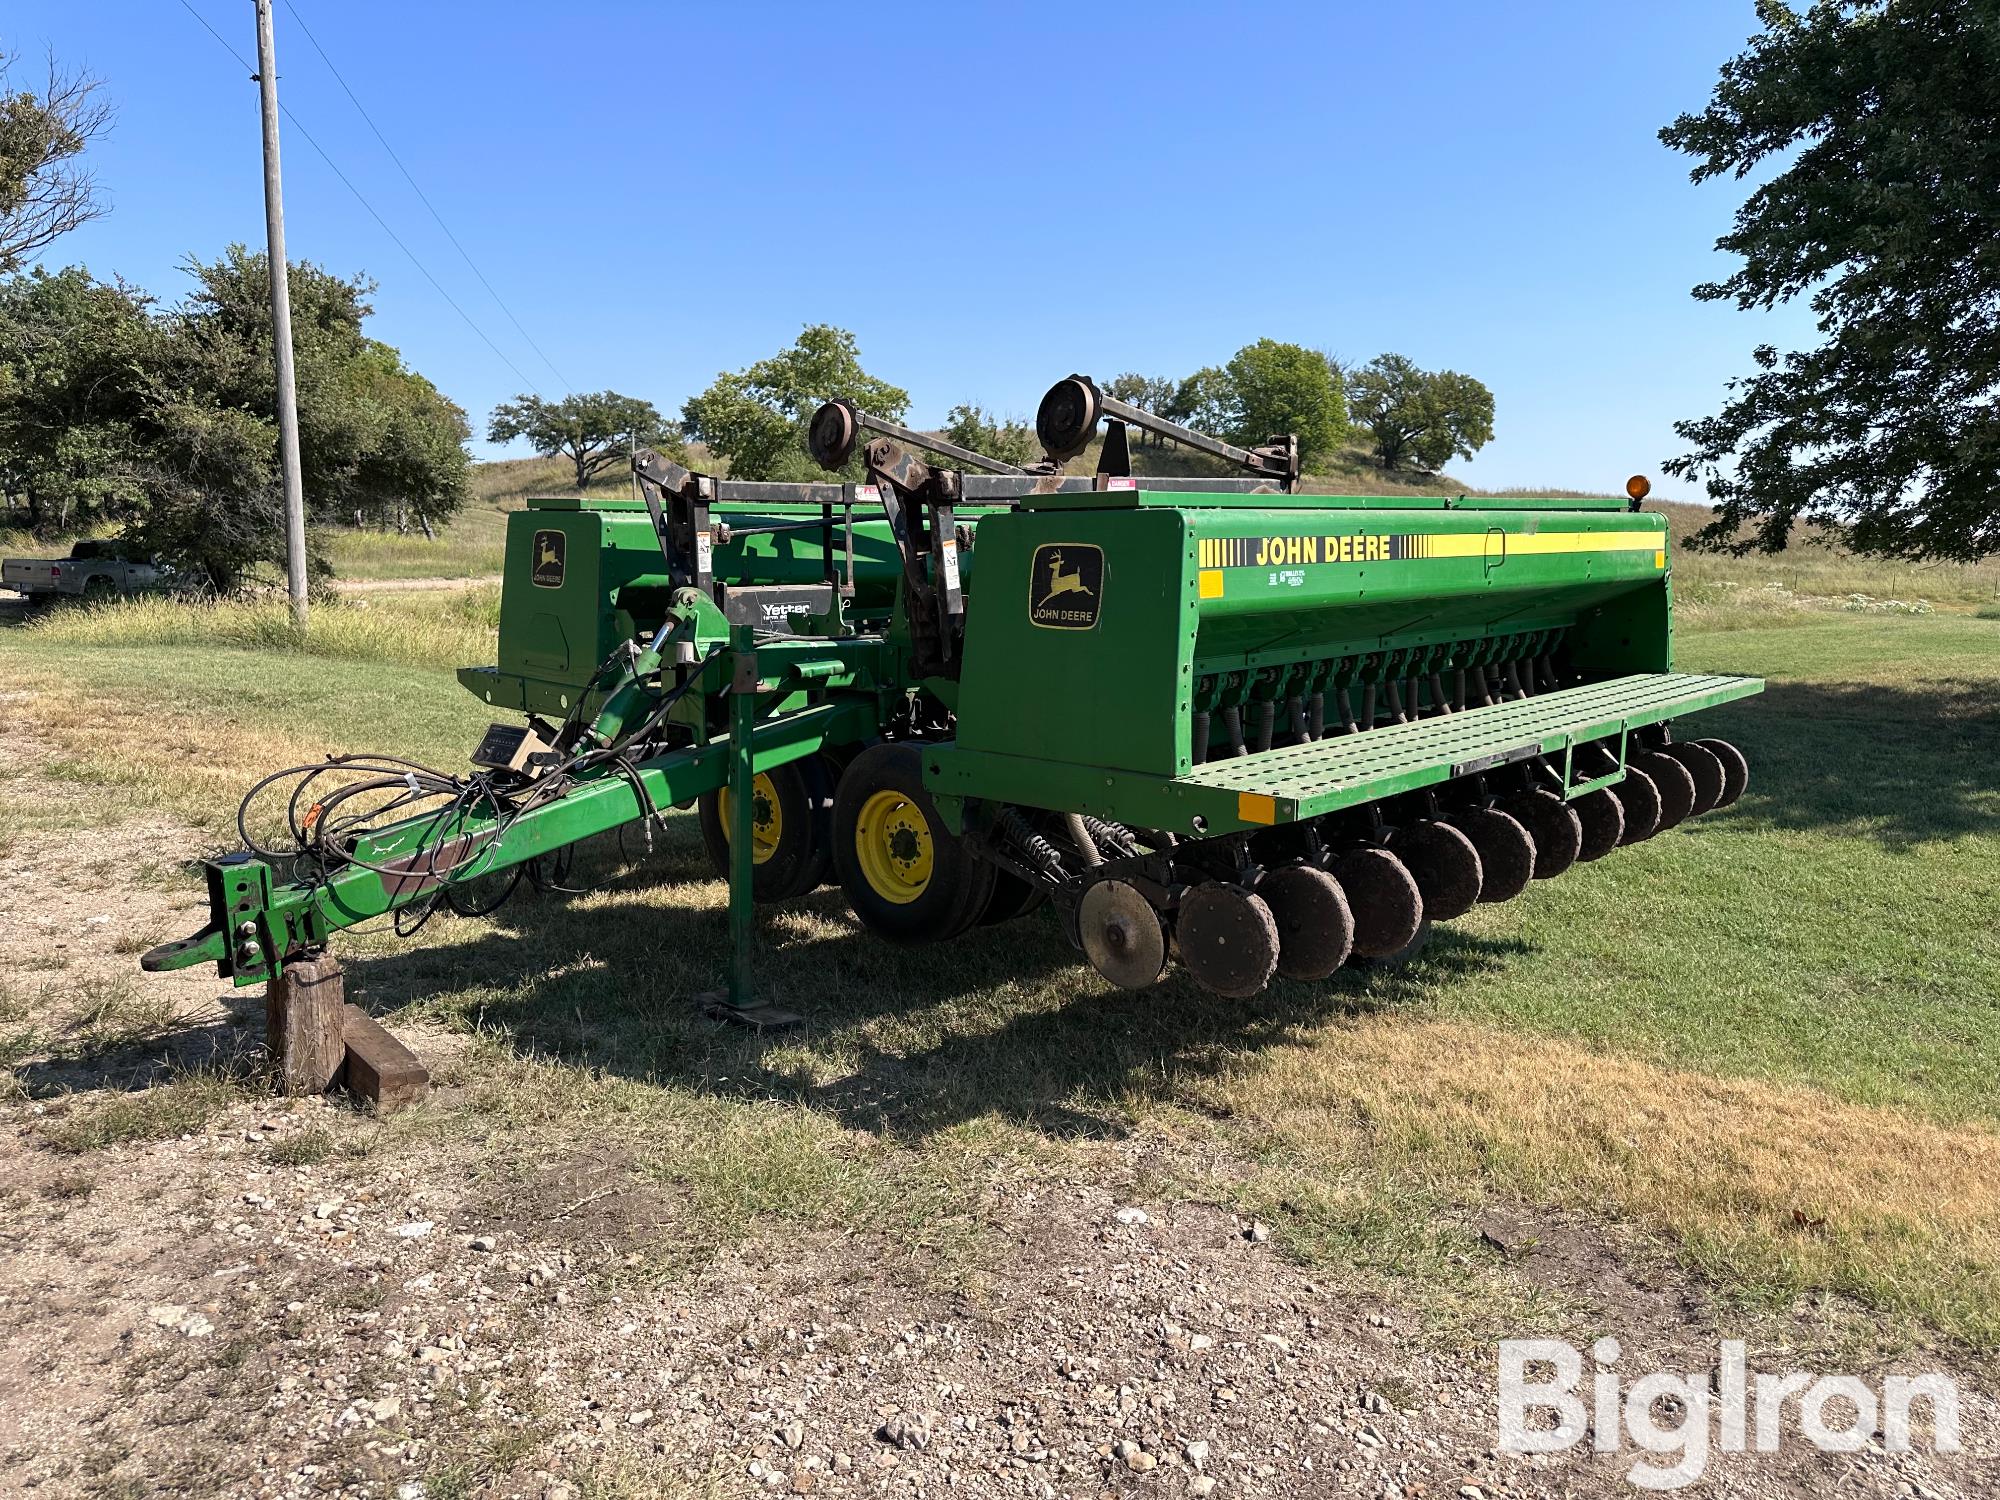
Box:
(5, 567), (1999, 1347)
(0, 596), (496, 840)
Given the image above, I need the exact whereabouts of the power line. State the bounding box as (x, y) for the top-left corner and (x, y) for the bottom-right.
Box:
(277, 0), (574, 395)
(173, 0), (543, 397)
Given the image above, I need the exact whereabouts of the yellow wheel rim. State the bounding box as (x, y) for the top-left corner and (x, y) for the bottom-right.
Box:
(717, 773), (783, 867)
(854, 788), (933, 904)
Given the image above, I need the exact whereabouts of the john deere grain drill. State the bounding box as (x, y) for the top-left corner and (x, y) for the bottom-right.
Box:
(144, 376), (1759, 1002)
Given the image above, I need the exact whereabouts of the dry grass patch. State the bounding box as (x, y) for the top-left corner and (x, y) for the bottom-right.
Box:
(20, 593), (494, 668)
(1231, 1017), (2000, 1346)
(37, 1063), (254, 1153)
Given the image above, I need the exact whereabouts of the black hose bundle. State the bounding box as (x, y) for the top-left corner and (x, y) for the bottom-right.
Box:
(234, 642), (725, 932)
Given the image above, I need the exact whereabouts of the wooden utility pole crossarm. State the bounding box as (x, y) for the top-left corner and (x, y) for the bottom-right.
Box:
(253, 0), (310, 628)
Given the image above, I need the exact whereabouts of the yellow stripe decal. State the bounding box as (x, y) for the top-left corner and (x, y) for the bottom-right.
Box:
(1193, 529), (1665, 569)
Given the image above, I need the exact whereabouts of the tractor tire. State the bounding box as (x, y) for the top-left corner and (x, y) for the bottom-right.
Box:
(977, 868), (1047, 926)
(833, 742), (996, 945)
(698, 758), (831, 902)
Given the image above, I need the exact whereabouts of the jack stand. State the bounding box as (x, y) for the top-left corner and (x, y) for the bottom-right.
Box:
(698, 621), (803, 1032)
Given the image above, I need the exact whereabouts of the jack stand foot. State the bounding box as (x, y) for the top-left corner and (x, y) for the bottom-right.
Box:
(695, 991), (803, 1032)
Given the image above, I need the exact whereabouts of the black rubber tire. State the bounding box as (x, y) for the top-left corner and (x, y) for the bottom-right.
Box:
(1661, 742), (1726, 817)
(697, 759), (830, 901)
(977, 868), (1047, 926)
(1613, 766), (1663, 845)
(1387, 818), (1483, 921)
(1634, 750), (1697, 831)
(832, 743), (995, 945)
(1174, 882), (1281, 998)
(1500, 789), (1583, 880)
(1260, 865), (1354, 980)
(1694, 737), (1750, 808)
(1334, 847), (1424, 958)
(1448, 808), (1536, 902)
(1572, 787), (1626, 862)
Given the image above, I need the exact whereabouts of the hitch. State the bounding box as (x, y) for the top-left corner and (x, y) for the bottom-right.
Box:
(142, 854), (288, 983)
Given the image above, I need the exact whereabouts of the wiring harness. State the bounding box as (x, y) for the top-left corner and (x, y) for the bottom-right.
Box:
(233, 641), (724, 937)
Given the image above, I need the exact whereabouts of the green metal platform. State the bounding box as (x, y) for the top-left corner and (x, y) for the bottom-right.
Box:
(1176, 671), (1763, 821)
(930, 671), (1763, 836)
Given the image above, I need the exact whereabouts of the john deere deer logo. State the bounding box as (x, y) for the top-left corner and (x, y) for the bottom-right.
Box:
(1028, 543), (1103, 630)
(1038, 550), (1095, 606)
(531, 528), (566, 588)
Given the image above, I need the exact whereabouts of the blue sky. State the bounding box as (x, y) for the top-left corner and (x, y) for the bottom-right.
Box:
(8, 1), (1807, 495)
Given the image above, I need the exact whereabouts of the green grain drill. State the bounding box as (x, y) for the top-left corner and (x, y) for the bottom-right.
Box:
(144, 376), (1761, 1001)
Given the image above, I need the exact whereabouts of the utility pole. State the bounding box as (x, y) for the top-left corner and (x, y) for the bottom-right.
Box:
(254, 0), (309, 628)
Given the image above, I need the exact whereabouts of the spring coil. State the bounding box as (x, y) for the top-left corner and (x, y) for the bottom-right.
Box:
(1080, 815), (1140, 858)
(997, 806), (1067, 878)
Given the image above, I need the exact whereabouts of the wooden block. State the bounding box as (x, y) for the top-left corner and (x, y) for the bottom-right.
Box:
(266, 954), (346, 1096)
(342, 1004), (430, 1113)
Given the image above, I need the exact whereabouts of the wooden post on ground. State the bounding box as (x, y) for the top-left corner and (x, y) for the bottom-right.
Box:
(266, 953), (346, 1095)
(342, 1005), (431, 1113)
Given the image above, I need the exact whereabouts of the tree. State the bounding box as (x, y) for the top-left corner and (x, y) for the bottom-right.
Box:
(1221, 338), (1348, 465)
(487, 390), (670, 491)
(176, 247), (471, 534)
(944, 404), (1036, 467)
(0, 50), (113, 272)
(1662, 0), (2000, 561)
(0, 266), (157, 533)
(682, 325), (908, 481)
(1104, 373), (1177, 442)
(0, 250), (472, 589)
(1349, 353), (1495, 472)
(1162, 366), (1233, 436)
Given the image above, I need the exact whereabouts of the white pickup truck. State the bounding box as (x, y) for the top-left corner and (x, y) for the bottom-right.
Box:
(1, 540), (166, 602)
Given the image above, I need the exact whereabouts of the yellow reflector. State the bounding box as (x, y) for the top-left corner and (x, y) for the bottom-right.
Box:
(1198, 569), (1224, 599)
(1236, 792), (1276, 825)
(1626, 474), (1652, 501)
(1655, 549), (1666, 570)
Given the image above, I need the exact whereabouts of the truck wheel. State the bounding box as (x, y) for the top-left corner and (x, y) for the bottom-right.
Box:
(698, 759), (831, 902)
(833, 742), (995, 945)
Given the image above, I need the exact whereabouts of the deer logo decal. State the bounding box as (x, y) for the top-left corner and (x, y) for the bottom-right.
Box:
(531, 528), (567, 588)
(1037, 549), (1096, 606)
(1028, 543), (1104, 629)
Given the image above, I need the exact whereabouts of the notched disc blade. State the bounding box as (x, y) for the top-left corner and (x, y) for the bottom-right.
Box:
(1662, 742), (1725, 817)
(1693, 737), (1749, 808)
(1260, 865), (1354, 980)
(1174, 882), (1280, 998)
(1613, 766), (1663, 845)
(1388, 818), (1483, 921)
(1501, 789), (1583, 880)
(1448, 808), (1535, 902)
(1634, 750), (1696, 830)
(1079, 879), (1168, 990)
(1572, 787), (1625, 862)
(1333, 847), (1423, 958)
